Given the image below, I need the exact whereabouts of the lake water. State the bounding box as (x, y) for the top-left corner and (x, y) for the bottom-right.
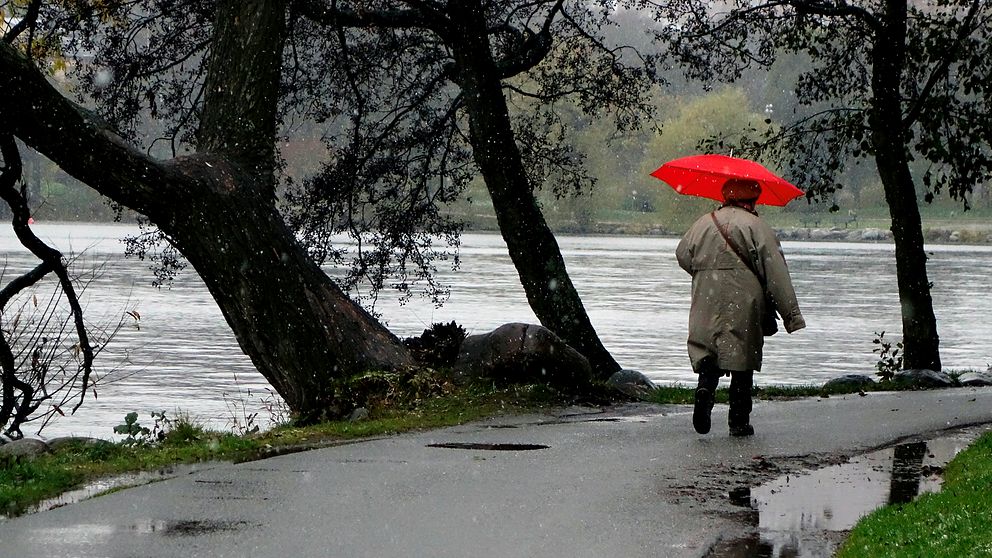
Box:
(2, 223), (990, 438)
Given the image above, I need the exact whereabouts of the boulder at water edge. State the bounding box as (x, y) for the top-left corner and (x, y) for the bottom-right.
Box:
(607, 369), (658, 400)
(891, 369), (956, 389)
(348, 407), (370, 422)
(823, 374), (877, 391)
(453, 323), (592, 389)
(46, 436), (114, 452)
(860, 228), (889, 241)
(957, 371), (992, 387)
(0, 438), (51, 461)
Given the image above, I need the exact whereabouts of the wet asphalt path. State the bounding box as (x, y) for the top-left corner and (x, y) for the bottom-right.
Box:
(2, 387), (991, 558)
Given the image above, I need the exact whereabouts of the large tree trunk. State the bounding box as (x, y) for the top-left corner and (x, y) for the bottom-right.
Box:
(447, 0), (621, 379)
(158, 157), (414, 422)
(869, 0), (941, 371)
(0, 1), (415, 422)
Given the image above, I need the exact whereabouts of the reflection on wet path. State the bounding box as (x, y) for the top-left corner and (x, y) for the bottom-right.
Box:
(15, 463), (212, 518)
(709, 425), (990, 558)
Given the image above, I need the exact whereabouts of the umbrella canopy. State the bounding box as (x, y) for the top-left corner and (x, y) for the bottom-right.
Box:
(650, 154), (804, 206)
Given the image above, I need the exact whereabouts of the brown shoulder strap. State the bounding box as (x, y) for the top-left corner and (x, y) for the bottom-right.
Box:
(710, 211), (766, 287)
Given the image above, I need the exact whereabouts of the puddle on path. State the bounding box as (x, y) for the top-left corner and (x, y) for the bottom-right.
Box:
(427, 442), (549, 451)
(709, 425), (991, 558)
(22, 518), (254, 544)
(125, 518), (252, 536)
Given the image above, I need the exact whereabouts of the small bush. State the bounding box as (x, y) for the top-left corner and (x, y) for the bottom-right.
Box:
(872, 330), (903, 381)
(113, 412), (152, 446)
(403, 321), (467, 369)
(164, 412), (206, 445)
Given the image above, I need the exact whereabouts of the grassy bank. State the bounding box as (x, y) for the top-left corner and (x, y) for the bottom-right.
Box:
(646, 378), (905, 405)
(837, 431), (992, 557)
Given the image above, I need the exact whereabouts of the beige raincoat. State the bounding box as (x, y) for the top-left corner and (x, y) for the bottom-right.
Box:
(676, 205), (805, 372)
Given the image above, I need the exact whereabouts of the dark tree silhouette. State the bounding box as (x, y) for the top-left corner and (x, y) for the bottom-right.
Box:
(0, 0), (661, 419)
(1, 1), (415, 423)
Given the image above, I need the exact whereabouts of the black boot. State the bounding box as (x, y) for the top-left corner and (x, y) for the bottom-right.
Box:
(693, 387), (714, 434)
(693, 370), (720, 435)
(728, 370), (754, 437)
(729, 424), (755, 437)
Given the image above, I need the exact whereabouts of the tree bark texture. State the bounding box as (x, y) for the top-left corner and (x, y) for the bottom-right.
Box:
(0, 1), (415, 421)
(197, 0), (286, 188)
(447, 0), (621, 379)
(869, 0), (941, 371)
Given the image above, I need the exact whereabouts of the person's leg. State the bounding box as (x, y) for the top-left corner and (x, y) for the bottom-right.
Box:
(728, 370), (754, 437)
(693, 363), (721, 434)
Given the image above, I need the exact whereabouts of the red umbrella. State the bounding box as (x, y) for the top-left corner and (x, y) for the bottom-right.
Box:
(650, 154), (804, 206)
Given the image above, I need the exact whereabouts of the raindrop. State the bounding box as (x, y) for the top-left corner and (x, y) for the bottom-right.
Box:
(548, 278), (558, 291)
(93, 67), (115, 89)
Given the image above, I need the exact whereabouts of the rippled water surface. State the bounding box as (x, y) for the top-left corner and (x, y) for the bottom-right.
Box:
(3, 223), (990, 438)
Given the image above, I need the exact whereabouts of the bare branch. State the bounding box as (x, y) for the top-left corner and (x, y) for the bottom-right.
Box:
(492, 0), (564, 80)
(786, 0), (881, 32)
(293, 0), (453, 38)
(0, 134), (95, 424)
(684, 0), (881, 41)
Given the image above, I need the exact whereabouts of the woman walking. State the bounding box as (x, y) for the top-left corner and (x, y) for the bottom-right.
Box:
(676, 179), (806, 436)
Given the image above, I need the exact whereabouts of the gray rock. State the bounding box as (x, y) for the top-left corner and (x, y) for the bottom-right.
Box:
(891, 369), (956, 389)
(823, 374), (876, 391)
(0, 438), (51, 461)
(46, 436), (113, 452)
(453, 323), (593, 388)
(949, 231), (961, 242)
(860, 228), (888, 241)
(957, 371), (992, 387)
(348, 407), (370, 422)
(607, 369), (658, 400)
(776, 228), (802, 241)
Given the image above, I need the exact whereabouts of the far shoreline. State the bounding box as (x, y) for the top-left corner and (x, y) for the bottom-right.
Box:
(5, 218), (991, 246)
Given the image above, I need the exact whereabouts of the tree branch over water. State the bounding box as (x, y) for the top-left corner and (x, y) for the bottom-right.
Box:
(0, 134), (96, 437)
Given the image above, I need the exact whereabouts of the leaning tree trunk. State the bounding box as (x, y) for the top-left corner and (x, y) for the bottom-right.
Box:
(869, 0), (941, 371)
(154, 158), (414, 422)
(0, 1), (415, 422)
(447, 1), (621, 379)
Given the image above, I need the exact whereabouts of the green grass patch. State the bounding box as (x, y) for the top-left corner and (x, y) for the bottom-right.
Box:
(837, 431), (992, 558)
(0, 382), (565, 518)
(647, 381), (877, 405)
(645, 372), (980, 406)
